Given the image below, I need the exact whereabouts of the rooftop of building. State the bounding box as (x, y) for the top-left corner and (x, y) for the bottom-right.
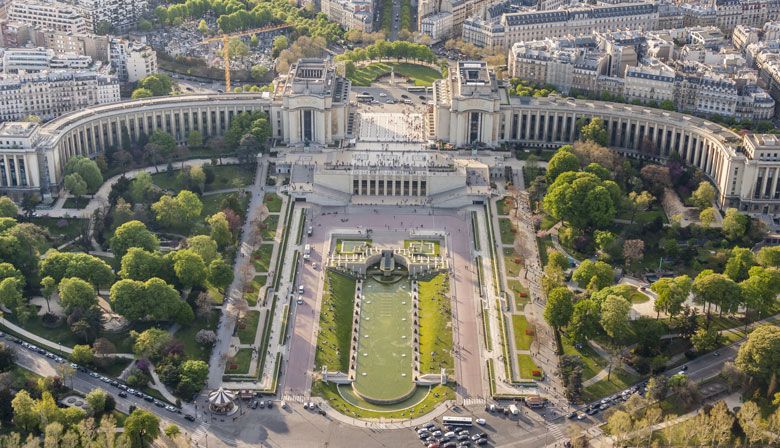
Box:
(745, 133), (780, 150)
(0, 121), (39, 138)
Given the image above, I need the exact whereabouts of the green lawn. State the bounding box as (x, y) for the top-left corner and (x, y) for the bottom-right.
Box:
(335, 239), (371, 254)
(517, 354), (541, 379)
(499, 218), (515, 245)
(63, 197), (89, 209)
(95, 358), (132, 377)
(349, 62), (442, 86)
(538, 237), (554, 266)
(201, 191), (249, 218)
(225, 348), (253, 374)
(496, 197), (512, 216)
(263, 193), (282, 213)
(561, 336), (607, 382)
(582, 368), (641, 402)
(262, 215), (279, 240)
(418, 274), (454, 374)
(314, 271), (358, 372)
(511, 315), (533, 350)
(243, 275), (268, 306)
(236, 311), (260, 344)
(29, 217), (88, 245)
(252, 244), (274, 272)
(313, 382), (454, 419)
(206, 164), (255, 191)
(404, 240), (441, 256)
(504, 247), (523, 278)
(508, 280), (529, 309)
(175, 313), (218, 362)
(150, 164), (255, 193)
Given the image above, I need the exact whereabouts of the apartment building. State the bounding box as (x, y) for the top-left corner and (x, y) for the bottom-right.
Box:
(462, 2), (659, 50)
(320, 0), (374, 33)
(109, 38), (156, 83)
(8, 0), (89, 34)
(0, 69), (119, 121)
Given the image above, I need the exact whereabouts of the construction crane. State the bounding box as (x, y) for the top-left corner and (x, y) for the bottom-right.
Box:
(199, 23), (292, 92)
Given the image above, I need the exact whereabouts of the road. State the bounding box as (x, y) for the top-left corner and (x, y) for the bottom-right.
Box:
(7, 332), (564, 448)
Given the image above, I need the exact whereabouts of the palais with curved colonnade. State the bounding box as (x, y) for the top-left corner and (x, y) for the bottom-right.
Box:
(2, 58), (780, 222)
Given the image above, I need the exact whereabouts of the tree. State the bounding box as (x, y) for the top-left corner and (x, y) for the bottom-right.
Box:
(579, 118), (608, 146)
(11, 390), (38, 432)
(58, 277), (98, 312)
(131, 88), (153, 99)
(546, 149), (580, 183)
(85, 388), (108, 415)
(40, 251), (114, 288)
(195, 329), (217, 346)
(208, 258), (233, 291)
(251, 64), (269, 81)
(724, 247), (756, 282)
(0, 277), (24, 311)
(735, 324), (780, 390)
(179, 360), (208, 391)
(227, 37), (249, 62)
(699, 207), (718, 228)
(600, 294), (631, 341)
(691, 327), (721, 353)
(124, 409), (160, 447)
(70, 344), (95, 365)
(572, 259), (614, 290)
(186, 235), (218, 264)
(148, 130), (176, 162)
(627, 191), (654, 224)
(171, 249), (206, 287)
(152, 190), (202, 230)
(0, 196), (18, 218)
(622, 239), (645, 269)
(110, 220), (159, 262)
(186, 130), (203, 149)
(691, 181), (716, 210)
(546, 250), (569, 272)
(722, 208), (749, 241)
(119, 248), (168, 282)
(757, 245), (780, 268)
(132, 328), (172, 360)
(544, 287), (574, 332)
(693, 270), (741, 323)
(645, 376), (668, 401)
(129, 172), (155, 203)
(64, 173), (88, 201)
(138, 74), (174, 96)
(0, 342), (16, 372)
(543, 171), (618, 230)
(740, 266), (780, 318)
(568, 298), (600, 344)
(64, 156), (103, 193)
(110, 277), (192, 324)
(197, 19), (209, 34)
(164, 423), (181, 439)
(651, 275), (691, 320)
(207, 212), (233, 248)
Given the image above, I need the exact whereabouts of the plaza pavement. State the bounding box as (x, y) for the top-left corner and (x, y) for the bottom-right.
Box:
(282, 206), (485, 402)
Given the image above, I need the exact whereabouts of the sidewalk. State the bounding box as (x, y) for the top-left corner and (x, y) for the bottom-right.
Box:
(315, 398), (456, 429)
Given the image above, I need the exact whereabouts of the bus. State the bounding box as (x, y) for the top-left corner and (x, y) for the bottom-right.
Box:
(407, 86), (428, 93)
(356, 93), (373, 102)
(442, 416), (473, 427)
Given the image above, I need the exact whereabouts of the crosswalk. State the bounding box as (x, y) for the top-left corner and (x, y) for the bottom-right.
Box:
(545, 423), (565, 442)
(190, 422), (210, 446)
(461, 397), (487, 407)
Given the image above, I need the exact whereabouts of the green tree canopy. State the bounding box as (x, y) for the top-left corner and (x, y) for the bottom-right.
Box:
(579, 118), (608, 146)
(124, 409), (161, 447)
(756, 245), (780, 268)
(572, 259), (615, 290)
(119, 248), (170, 282)
(152, 190), (202, 230)
(132, 328), (172, 359)
(110, 220), (160, 262)
(600, 294), (631, 341)
(739, 266), (780, 317)
(58, 277), (98, 312)
(110, 277), (193, 324)
(186, 235), (218, 264)
(0, 196), (18, 218)
(543, 171), (618, 230)
(64, 156), (103, 193)
(568, 298), (601, 344)
(138, 73), (174, 96)
(40, 251), (114, 288)
(724, 247), (756, 282)
(545, 149), (580, 183)
(208, 258), (234, 291)
(131, 88), (153, 99)
(735, 324), (780, 387)
(170, 249), (207, 287)
(207, 212), (233, 248)
(650, 275), (692, 319)
(722, 208), (749, 241)
(70, 344), (95, 365)
(693, 270), (742, 320)
(691, 181), (716, 210)
(544, 287), (574, 331)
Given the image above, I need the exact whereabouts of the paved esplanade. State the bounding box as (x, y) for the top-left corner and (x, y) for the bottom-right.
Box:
(282, 207), (484, 402)
(357, 112), (426, 143)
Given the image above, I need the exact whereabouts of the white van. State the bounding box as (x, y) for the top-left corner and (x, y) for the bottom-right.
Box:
(298, 285), (304, 294)
(303, 244), (311, 260)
